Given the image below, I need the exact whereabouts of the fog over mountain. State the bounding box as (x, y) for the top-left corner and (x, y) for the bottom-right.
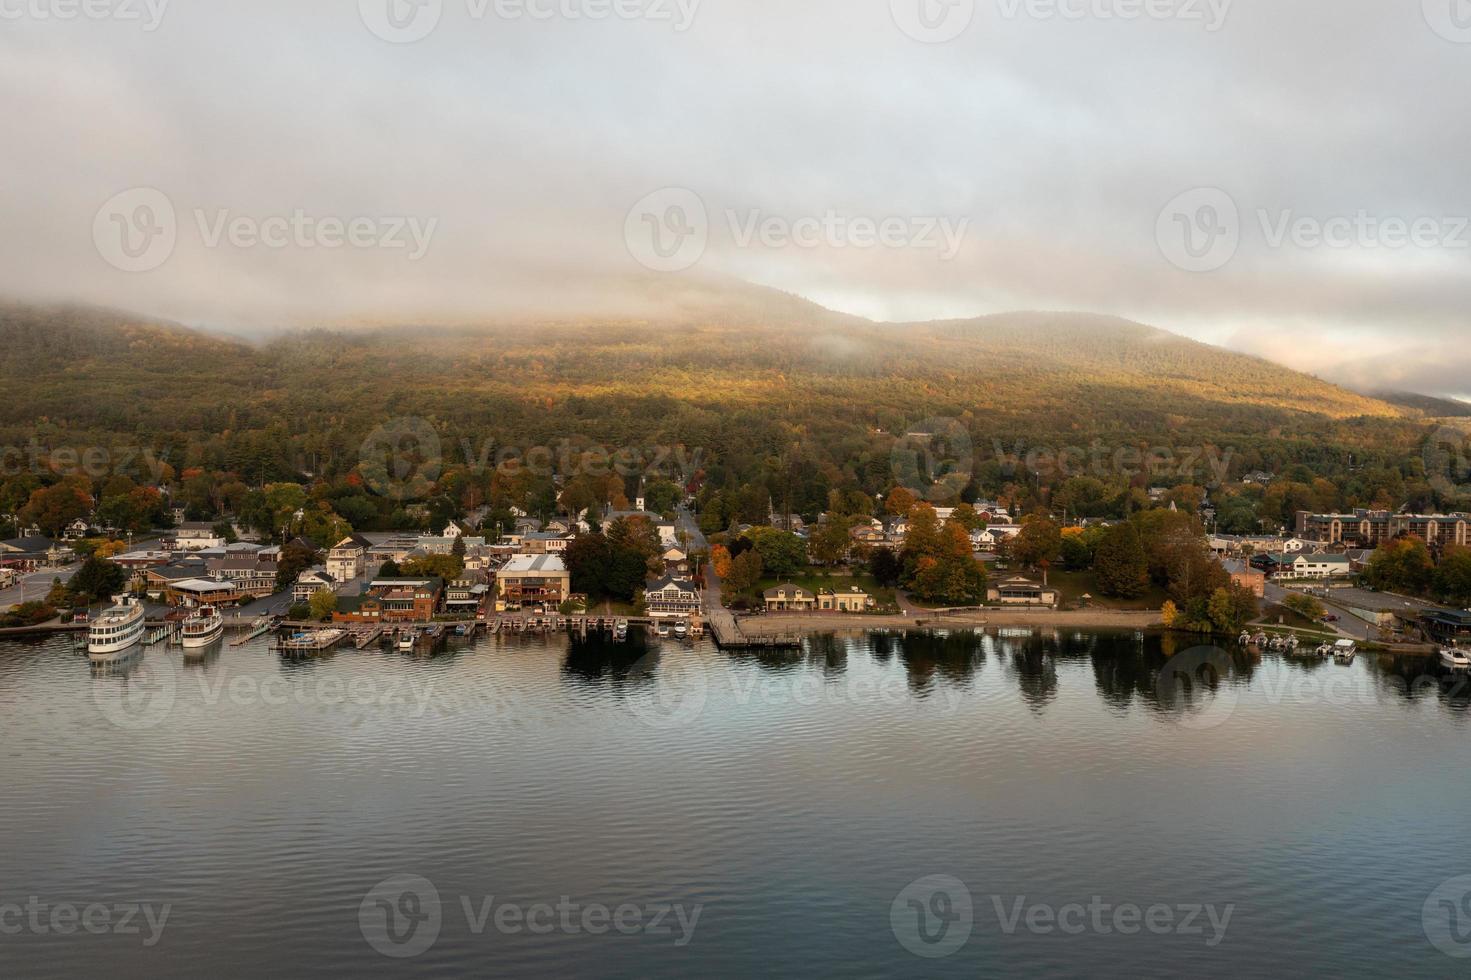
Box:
(2, 1), (1468, 397)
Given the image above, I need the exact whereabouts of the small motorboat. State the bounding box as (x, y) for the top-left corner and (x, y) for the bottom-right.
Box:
(1333, 639), (1357, 663)
(398, 630), (416, 651)
(1238, 631), (1252, 646)
(613, 619), (629, 640)
(1440, 648), (1471, 670)
(673, 620), (689, 638)
(656, 620), (671, 637)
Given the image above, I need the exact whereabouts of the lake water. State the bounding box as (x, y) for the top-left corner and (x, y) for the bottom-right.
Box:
(2, 628), (1470, 978)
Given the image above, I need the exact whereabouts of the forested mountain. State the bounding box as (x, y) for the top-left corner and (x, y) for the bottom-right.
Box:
(0, 290), (1454, 530)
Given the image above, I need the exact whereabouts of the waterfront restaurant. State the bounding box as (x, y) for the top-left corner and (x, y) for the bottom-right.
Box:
(987, 576), (1060, 608)
(1422, 609), (1471, 648)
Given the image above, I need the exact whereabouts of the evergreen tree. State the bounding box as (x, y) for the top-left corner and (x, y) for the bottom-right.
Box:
(1094, 524), (1149, 598)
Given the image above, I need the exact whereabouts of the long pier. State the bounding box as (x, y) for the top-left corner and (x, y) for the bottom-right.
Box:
(703, 607), (802, 650)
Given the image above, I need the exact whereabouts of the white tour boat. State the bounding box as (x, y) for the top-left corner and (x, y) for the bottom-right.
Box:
(87, 595), (145, 658)
(180, 604), (225, 648)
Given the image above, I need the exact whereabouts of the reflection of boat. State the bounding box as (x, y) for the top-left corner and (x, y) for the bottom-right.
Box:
(181, 604), (224, 648)
(88, 596), (145, 658)
(1440, 648), (1470, 670)
(398, 630), (417, 651)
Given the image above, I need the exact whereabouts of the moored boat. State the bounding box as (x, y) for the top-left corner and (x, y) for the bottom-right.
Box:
(87, 595), (145, 659)
(673, 620), (689, 638)
(180, 604), (224, 648)
(398, 630), (417, 651)
(1440, 648), (1470, 670)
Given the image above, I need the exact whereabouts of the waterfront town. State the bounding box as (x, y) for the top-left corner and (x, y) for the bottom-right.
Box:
(3, 472), (1470, 660)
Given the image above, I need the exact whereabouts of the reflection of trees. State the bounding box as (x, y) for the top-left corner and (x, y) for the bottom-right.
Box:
(1369, 653), (1471, 712)
(994, 633), (1058, 712)
(894, 630), (986, 694)
(561, 631), (656, 693)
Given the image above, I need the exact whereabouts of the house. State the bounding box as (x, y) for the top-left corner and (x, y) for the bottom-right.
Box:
(1422, 609), (1471, 647)
(444, 576), (490, 615)
(519, 532), (571, 555)
(1284, 553), (1352, 579)
(0, 536), (75, 570)
(987, 576), (1059, 607)
(1230, 567), (1267, 598)
(818, 586), (874, 612)
(292, 567), (336, 603)
(170, 524), (226, 552)
(644, 575), (702, 618)
(661, 546), (689, 574)
(168, 578), (247, 607)
(496, 554), (572, 610)
(205, 555), (278, 598)
(64, 517), (94, 540)
(333, 577), (444, 623)
(763, 583), (816, 612)
(850, 525), (888, 548)
(326, 534), (374, 583)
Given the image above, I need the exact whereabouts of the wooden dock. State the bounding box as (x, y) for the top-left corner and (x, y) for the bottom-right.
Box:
(704, 607), (802, 650)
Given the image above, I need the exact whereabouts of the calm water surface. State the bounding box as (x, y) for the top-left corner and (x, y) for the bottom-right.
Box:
(2, 628), (1470, 978)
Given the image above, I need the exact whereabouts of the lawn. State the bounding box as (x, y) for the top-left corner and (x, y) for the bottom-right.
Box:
(1044, 569), (1169, 611)
(751, 569), (900, 612)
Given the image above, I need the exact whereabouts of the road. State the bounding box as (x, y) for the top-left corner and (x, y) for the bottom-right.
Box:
(674, 506), (708, 553)
(0, 564), (80, 608)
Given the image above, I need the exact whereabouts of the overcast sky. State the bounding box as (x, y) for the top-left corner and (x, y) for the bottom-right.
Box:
(2, 0), (1468, 396)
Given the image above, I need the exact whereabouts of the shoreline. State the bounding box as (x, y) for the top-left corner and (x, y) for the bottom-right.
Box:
(734, 608), (1163, 636)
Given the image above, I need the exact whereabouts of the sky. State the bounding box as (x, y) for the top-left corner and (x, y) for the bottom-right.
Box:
(1, 0), (1468, 397)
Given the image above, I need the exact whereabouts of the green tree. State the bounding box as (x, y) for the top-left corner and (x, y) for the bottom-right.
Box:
(724, 549), (764, 595)
(749, 527), (806, 578)
(1011, 516), (1062, 569)
(309, 588), (338, 621)
(1434, 546), (1471, 606)
(66, 555), (127, 604)
(1366, 538), (1435, 595)
(1094, 524), (1149, 598)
